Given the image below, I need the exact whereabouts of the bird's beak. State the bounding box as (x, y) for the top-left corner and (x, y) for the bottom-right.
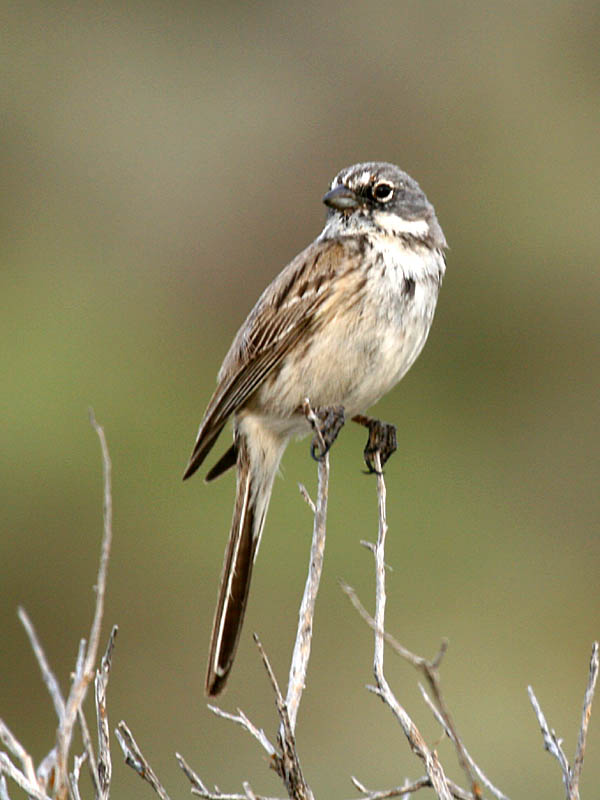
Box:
(322, 185), (359, 211)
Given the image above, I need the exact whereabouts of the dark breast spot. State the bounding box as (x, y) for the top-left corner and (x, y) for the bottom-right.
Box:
(403, 277), (415, 299)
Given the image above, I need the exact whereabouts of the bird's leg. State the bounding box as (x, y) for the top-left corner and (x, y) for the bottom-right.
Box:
(302, 400), (345, 461)
(352, 414), (397, 474)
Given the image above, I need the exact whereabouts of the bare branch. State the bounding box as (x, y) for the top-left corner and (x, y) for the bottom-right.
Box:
(0, 754), (51, 800)
(528, 640), (599, 800)
(418, 686), (510, 800)
(350, 774), (431, 798)
(285, 443), (330, 734)
(528, 685), (571, 793)
(56, 412), (115, 797)
(74, 638), (87, 683)
(345, 579), (504, 799)
(95, 626), (118, 799)
(17, 607), (66, 722)
(359, 452), (453, 800)
(176, 752), (214, 796)
(77, 707), (100, 796)
(68, 752), (87, 800)
(0, 720), (38, 788)
(177, 752), (286, 800)
(253, 636), (314, 800)
(0, 775), (10, 800)
(1, 416), (117, 800)
(342, 447), (511, 800)
(340, 583), (440, 669)
(242, 782), (259, 800)
(570, 641), (599, 796)
(86, 409), (114, 677)
(116, 721), (172, 800)
(36, 748), (57, 795)
(207, 704), (276, 758)
(297, 483), (316, 515)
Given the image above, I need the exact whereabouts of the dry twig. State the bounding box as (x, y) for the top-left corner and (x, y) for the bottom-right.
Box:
(0, 412), (117, 800)
(363, 452), (453, 800)
(528, 641), (599, 800)
(285, 450), (329, 733)
(95, 626), (118, 799)
(115, 722), (172, 800)
(342, 450), (513, 800)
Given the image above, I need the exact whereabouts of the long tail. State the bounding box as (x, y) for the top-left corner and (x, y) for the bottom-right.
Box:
(205, 430), (282, 696)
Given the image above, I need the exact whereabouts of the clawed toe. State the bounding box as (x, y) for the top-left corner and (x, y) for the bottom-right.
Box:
(352, 415), (397, 474)
(304, 403), (345, 461)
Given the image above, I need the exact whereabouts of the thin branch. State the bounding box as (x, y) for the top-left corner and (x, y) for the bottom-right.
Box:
(17, 607), (66, 722)
(95, 626), (118, 799)
(528, 640), (599, 800)
(77, 707), (100, 796)
(349, 774), (474, 800)
(206, 704), (276, 758)
(86, 409), (114, 677)
(363, 452), (453, 800)
(254, 635), (314, 800)
(242, 782), (259, 800)
(345, 581), (505, 800)
(177, 752), (284, 800)
(285, 408), (331, 734)
(297, 483), (316, 515)
(570, 641), (599, 796)
(528, 685), (571, 794)
(68, 752), (87, 800)
(350, 775), (431, 798)
(36, 748), (57, 795)
(342, 449), (510, 800)
(418, 685), (510, 800)
(115, 721), (172, 800)
(54, 411), (115, 797)
(3, 415), (116, 800)
(74, 638), (87, 683)
(0, 775), (10, 800)
(0, 720), (38, 788)
(0, 754), (51, 800)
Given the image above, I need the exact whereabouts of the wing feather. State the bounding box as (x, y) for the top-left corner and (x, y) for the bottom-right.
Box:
(183, 236), (362, 479)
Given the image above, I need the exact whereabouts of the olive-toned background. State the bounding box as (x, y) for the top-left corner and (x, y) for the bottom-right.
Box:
(2, 1), (599, 797)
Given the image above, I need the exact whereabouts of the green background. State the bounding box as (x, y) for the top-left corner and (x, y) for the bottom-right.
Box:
(2, 1), (599, 797)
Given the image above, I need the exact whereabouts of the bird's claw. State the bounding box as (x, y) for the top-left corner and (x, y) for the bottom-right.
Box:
(304, 403), (345, 461)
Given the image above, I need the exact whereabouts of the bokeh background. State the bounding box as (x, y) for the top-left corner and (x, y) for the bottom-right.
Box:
(2, 1), (599, 797)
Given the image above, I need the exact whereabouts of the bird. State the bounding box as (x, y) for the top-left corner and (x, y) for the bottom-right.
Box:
(183, 161), (447, 695)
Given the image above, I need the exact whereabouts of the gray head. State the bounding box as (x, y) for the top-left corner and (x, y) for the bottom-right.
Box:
(322, 162), (446, 248)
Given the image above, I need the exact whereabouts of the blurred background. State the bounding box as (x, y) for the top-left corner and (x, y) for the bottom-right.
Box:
(2, 1), (599, 797)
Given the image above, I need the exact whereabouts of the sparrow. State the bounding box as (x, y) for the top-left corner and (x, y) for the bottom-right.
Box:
(183, 162), (447, 695)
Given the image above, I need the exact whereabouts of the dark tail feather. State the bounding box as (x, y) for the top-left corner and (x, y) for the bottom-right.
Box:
(205, 443), (237, 482)
(205, 439), (258, 696)
(183, 422), (226, 481)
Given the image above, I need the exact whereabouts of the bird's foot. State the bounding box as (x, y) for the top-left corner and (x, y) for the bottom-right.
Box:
(303, 400), (345, 461)
(352, 415), (397, 474)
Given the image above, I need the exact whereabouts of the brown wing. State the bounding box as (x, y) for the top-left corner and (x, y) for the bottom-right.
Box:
(182, 236), (360, 480)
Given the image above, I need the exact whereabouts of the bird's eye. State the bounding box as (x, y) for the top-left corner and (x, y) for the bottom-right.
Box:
(372, 182), (394, 202)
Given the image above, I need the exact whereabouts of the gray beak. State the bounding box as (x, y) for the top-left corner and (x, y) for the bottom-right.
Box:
(322, 185), (359, 210)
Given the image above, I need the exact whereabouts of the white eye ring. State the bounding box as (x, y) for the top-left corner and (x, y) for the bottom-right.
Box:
(372, 182), (394, 202)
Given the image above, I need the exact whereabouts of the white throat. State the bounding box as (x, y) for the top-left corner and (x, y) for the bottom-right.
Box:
(318, 209), (430, 242)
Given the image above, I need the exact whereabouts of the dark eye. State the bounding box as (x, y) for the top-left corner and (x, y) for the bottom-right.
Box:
(372, 182), (394, 202)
